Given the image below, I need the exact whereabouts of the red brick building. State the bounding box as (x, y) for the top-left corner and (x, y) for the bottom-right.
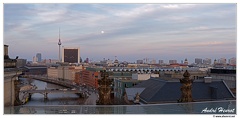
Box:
(75, 67), (103, 89)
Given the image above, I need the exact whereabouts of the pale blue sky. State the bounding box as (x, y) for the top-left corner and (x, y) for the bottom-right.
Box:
(4, 3), (236, 63)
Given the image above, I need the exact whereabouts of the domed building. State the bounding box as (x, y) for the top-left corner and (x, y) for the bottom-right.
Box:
(184, 58), (188, 65)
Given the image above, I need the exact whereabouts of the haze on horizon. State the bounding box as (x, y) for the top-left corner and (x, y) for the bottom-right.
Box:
(4, 4), (236, 63)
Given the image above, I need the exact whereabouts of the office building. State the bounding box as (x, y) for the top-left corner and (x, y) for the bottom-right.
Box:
(159, 60), (164, 65)
(62, 47), (80, 63)
(78, 67), (103, 89)
(136, 60), (143, 64)
(195, 58), (202, 64)
(203, 58), (211, 65)
(228, 57), (236, 65)
(169, 60), (177, 64)
(218, 58), (227, 64)
(150, 59), (156, 64)
(36, 53), (41, 62)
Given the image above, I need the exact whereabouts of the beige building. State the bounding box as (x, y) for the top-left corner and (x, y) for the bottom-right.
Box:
(4, 71), (22, 106)
(47, 66), (82, 81)
(47, 67), (58, 78)
(4, 45), (22, 107)
(132, 73), (159, 80)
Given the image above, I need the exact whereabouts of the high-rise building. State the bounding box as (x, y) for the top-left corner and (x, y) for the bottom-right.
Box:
(169, 60), (177, 64)
(36, 53), (41, 62)
(228, 57), (236, 65)
(150, 59), (156, 64)
(203, 58), (211, 65)
(62, 47), (80, 63)
(159, 60), (164, 65)
(195, 58), (202, 64)
(218, 58), (227, 64)
(33, 56), (37, 63)
(137, 60), (143, 64)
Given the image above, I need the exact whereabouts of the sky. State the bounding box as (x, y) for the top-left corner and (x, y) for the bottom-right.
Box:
(3, 3), (237, 63)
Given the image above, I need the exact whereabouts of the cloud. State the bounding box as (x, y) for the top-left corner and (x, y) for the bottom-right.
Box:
(4, 4), (236, 62)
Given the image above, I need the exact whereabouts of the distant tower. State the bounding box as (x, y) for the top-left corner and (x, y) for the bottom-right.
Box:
(58, 28), (62, 62)
(36, 53), (41, 62)
(179, 70), (193, 102)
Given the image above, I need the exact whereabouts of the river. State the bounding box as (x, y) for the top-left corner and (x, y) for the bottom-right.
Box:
(19, 78), (87, 106)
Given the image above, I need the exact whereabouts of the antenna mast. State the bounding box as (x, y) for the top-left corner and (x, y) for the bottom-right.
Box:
(58, 28), (62, 62)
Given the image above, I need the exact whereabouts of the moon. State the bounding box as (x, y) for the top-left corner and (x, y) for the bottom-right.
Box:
(101, 31), (104, 34)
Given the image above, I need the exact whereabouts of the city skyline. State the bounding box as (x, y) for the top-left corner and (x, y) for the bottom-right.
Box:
(4, 4), (236, 63)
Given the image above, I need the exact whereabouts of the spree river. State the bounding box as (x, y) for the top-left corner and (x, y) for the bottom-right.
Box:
(20, 78), (86, 106)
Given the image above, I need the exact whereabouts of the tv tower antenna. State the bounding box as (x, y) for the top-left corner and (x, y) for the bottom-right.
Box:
(58, 28), (62, 62)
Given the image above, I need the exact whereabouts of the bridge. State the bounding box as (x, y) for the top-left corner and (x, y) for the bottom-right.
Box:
(20, 89), (85, 99)
(19, 75), (89, 99)
(19, 75), (80, 89)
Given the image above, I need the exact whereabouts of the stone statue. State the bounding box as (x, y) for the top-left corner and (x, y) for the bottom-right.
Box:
(97, 70), (113, 105)
(178, 70), (194, 102)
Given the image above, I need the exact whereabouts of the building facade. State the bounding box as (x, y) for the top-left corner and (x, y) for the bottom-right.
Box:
(169, 60), (177, 64)
(114, 79), (142, 99)
(47, 66), (82, 81)
(78, 67), (103, 89)
(159, 60), (164, 65)
(228, 57), (236, 65)
(203, 58), (211, 65)
(62, 47), (80, 63)
(132, 73), (159, 80)
(4, 45), (22, 106)
(136, 60), (143, 64)
(16, 59), (27, 67)
(195, 58), (202, 64)
(36, 53), (41, 62)
(218, 58), (227, 64)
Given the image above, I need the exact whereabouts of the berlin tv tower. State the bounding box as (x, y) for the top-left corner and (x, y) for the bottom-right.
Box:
(58, 28), (62, 62)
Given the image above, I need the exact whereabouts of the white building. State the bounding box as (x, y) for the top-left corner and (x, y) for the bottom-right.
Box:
(32, 56), (37, 63)
(132, 73), (159, 80)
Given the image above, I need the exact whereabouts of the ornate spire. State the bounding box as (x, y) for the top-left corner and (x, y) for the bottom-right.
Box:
(97, 70), (113, 105)
(179, 70), (193, 102)
(183, 70), (190, 78)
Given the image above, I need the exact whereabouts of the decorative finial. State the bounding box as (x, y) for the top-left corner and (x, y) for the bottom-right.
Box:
(183, 70), (190, 78)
